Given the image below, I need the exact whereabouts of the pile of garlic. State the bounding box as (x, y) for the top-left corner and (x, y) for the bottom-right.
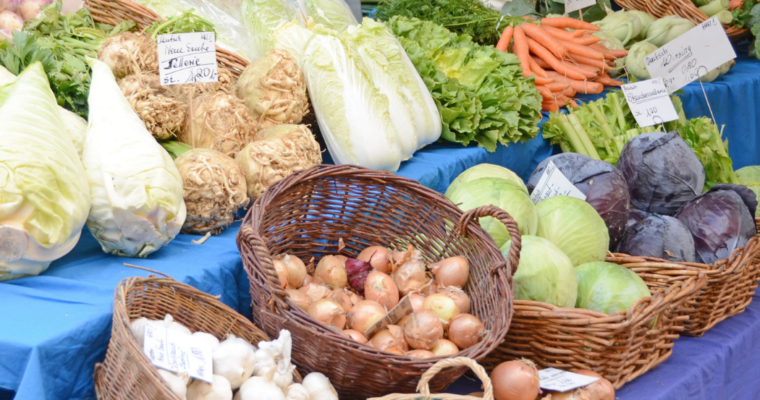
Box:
(129, 316), (338, 400)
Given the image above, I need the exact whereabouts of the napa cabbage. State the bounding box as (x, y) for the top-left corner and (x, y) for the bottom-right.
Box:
(304, 0), (357, 31)
(83, 59), (186, 257)
(242, 0), (301, 60)
(0, 63), (91, 280)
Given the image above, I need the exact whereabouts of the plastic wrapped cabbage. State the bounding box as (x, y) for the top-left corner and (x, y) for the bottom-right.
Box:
(619, 215), (696, 262)
(242, 0), (301, 60)
(503, 235), (577, 308)
(736, 166), (760, 199)
(304, 0), (357, 31)
(446, 163), (528, 197)
(575, 261), (652, 314)
(84, 59), (186, 257)
(535, 196), (609, 267)
(446, 177), (537, 248)
(0, 63), (91, 280)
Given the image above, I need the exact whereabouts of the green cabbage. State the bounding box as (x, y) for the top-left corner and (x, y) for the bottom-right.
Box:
(445, 163), (528, 198)
(242, 0), (300, 60)
(0, 63), (91, 280)
(446, 177), (537, 248)
(535, 196), (609, 267)
(304, 0), (357, 31)
(503, 235), (577, 308)
(645, 16), (695, 47)
(83, 59), (186, 257)
(575, 261), (651, 314)
(735, 166), (760, 198)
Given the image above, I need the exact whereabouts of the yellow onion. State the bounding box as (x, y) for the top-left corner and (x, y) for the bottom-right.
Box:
(491, 359), (540, 400)
(423, 293), (460, 328)
(384, 347), (404, 355)
(365, 271), (399, 310)
(347, 300), (386, 333)
(348, 291), (363, 306)
(448, 314), (486, 350)
(283, 254), (307, 288)
(272, 258), (289, 289)
(549, 388), (592, 400)
(369, 325), (407, 353)
(327, 289), (353, 313)
(314, 255), (348, 289)
(394, 260), (429, 296)
(358, 246), (392, 274)
(397, 314), (412, 330)
(388, 325), (408, 351)
(285, 288), (312, 310)
(409, 293), (426, 313)
(406, 350), (435, 359)
(430, 256), (470, 288)
(431, 339), (459, 357)
(298, 283), (332, 302)
(341, 329), (368, 344)
(443, 286), (471, 314)
(574, 370), (614, 400)
(308, 299), (346, 330)
(303, 274), (314, 286)
(404, 311), (443, 350)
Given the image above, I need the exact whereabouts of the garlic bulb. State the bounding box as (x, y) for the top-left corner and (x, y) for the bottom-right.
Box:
(130, 317), (149, 348)
(302, 372), (338, 400)
(254, 330), (295, 390)
(213, 334), (257, 390)
(158, 369), (190, 400)
(187, 375), (233, 400)
(164, 314), (192, 336)
(233, 376), (285, 400)
(192, 332), (221, 351)
(284, 383), (310, 400)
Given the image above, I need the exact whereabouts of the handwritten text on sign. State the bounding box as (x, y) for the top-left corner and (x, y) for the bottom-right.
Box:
(157, 32), (218, 86)
(143, 322), (214, 383)
(539, 368), (600, 392)
(530, 161), (586, 204)
(621, 78), (679, 127)
(564, 0), (596, 14)
(643, 16), (735, 93)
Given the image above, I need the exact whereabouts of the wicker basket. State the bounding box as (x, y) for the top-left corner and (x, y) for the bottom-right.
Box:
(368, 357), (494, 400)
(237, 164), (519, 400)
(615, 0), (752, 41)
(607, 236), (760, 337)
(483, 270), (707, 389)
(84, 0), (249, 77)
(93, 273), (297, 400)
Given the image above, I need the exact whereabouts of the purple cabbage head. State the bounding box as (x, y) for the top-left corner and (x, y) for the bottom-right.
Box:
(626, 209), (652, 230)
(675, 185), (757, 264)
(617, 132), (705, 215)
(619, 215), (696, 262)
(528, 153), (630, 248)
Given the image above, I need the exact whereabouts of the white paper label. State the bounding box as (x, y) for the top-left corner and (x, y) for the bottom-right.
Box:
(143, 322), (214, 383)
(157, 32), (218, 86)
(530, 161), (587, 204)
(564, 0), (596, 14)
(621, 78), (679, 127)
(643, 17), (736, 93)
(539, 368), (600, 392)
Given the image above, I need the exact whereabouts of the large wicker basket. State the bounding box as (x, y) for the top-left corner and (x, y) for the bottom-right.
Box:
(93, 274), (296, 400)
(237, 164), (518, 400)
(615, 0), (752, 41)
(607, 236), (760, 336)
(483, 269), (707, 389)
(84, 0), (249, 76)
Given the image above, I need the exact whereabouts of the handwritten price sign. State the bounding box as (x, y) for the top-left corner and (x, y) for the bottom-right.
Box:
(143, 322), (214, 383)
(643, 17), (735, 93)
(539, 368), (600, 392)
(157, 32), (218, 86)
(621, 78), (679, 127)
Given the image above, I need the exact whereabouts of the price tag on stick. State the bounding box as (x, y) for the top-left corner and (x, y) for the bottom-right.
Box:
(643, 16), (736, 93)
(530, 161), (587, 205)
(143, 322), (214, 383)
(157, 32), (219, 86)
(621, 78), (679, 128)
(564, 0), (596, 14)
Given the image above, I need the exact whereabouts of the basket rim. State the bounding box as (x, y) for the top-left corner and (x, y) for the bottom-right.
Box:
(237, 164), (515, 368)
(617, 1), (750, 38)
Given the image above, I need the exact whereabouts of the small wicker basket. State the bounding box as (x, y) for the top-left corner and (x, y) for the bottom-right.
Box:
(84, 0), (249, 76)
(615, 0), (752, 41)
(93, 273), (297, 400)
(483, 269), (707, 389)
(237, 164), (518, 400)
(368, 357), (494, 400)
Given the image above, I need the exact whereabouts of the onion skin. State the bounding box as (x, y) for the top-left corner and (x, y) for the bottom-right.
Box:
(404, 311), (443, 350)
(409, 293), (426, 313)
(358, 246), (392, 274)
(348, 291), (363, 306)
(443, 286), (471, 314)
(406, 350), (435, 359)
(285, 288), (312, 310)
(314, 255), (348, 289)
(431, 339), (459, 357)
(369, 325), (408, 352)
(393, 260), (429, 296)
(423, 293), (460, 328)
(346, 300), (386, 333)
(272, 258), (289, 289)
(548, 389), (591, 400)
(303, 274), (314, 286)
(574, 370), (614, 400)
(283, 255), (307, 288)
(396, 314), (412, 330)
(341, 329), (368, 344)
(308, 299), (346, 330)
(365, 271), (400, 310)
(491, 359), (540, 400)
(298, 283), (332, 302)
(388, 324), (409, 351)
(430, 256), (470, 288)
(327, 289), (353, 313)
(448, 313), (486, 349)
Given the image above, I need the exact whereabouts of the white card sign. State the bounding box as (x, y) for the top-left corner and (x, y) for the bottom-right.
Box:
(530, 161), (586, 204)
(643, 16), (736, 93)
(143, 322), (214, 383)
(564, 0), (596, 14)
(539, 368), (600, 392)
(157, 32), (219, 86)
(621, 78), (679, 127)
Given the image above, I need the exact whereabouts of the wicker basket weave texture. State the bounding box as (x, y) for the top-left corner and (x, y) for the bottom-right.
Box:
(483, 268), (707, 389)
(93, 274), (293, 400)
(84, 0), (250, 76)
(237, 164), (519, 400)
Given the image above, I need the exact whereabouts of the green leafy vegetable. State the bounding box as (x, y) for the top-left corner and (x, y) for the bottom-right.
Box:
(535, 196), (609, 267)
(536, 0), (611, 23)
(304, 0), (359, 31)
(575, 261), (651, 314)
(146, 9), (216, 41)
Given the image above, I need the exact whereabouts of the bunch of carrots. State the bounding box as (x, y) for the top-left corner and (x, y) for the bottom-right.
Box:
(496, 16), (629, 112)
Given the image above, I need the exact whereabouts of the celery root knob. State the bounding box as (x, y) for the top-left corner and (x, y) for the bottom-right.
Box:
(0, 226), (27, 262)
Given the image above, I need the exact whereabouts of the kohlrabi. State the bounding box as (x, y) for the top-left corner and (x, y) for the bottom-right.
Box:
(645, 16), (695, 47)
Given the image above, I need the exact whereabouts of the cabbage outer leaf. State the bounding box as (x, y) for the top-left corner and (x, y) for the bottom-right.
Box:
(304, 0), (357, 31)
(535, 196), (609, 267)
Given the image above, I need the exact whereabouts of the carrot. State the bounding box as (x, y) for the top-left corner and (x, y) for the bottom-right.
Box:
(520, 22), (567, 59)
(563, 86), (577, 97)
(543, 25), (601, 45)
(541, 17), (600, 32)
(512, 26), (534, 78)
(556, 39), (606, 60)
(729, 0), (742, 9)
(567, 61), (601, 75)
(526, 37), (591, 80)
(542, 101), (560, 112)
(568, 99), (580, 108)
(566, 53), (609, 71)
(529, 57), (549, 78)
(546, 71), (604, 94)
(545, 82), (569, 92)
(536, 85), (557, 100)
(594, 73), (624, 87)
(523, 15), (537, 20)
(496, 25), (514, 52)
(575, 36), (602, 46)
(532, 56), (552, 70)
(533, 75), (555, 85)
(606, 49), (629, 58)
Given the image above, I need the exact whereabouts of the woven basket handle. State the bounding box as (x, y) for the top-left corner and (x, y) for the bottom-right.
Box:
(417, 357), (494, 400)
(458, 205), (522, 277)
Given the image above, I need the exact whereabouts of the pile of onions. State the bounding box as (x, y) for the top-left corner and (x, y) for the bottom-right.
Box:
(358, 246), (392, 274)
(346, 300), (386, 333)
(430, 256), (469, 287)
(314, 255), (348, 289)
(423, 293), (460, 328)
(403, 311), (443, 350)
(307, 299), (346, 330)
(491, 359), (540, 400)
(448, 314), (486, 349)
(365, 271), (399, 309)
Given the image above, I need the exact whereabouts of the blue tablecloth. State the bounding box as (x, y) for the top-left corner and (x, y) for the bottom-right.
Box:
(2, 52), (760, 400)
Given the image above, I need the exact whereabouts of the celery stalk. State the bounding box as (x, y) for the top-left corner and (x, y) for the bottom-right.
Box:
(558, 114), (591, 156)
(568, 113), (601, 160)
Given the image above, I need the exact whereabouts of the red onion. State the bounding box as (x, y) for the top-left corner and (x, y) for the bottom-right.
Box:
(490, 359), (540, 400)
(358, 246), (392, 274)
(430, 256), (469, 288)
(447, 313), (486, 349)
(345, 257), (372, 295)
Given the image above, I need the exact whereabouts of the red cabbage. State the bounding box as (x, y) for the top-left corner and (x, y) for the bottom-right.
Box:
(619, 215), (696, 262)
